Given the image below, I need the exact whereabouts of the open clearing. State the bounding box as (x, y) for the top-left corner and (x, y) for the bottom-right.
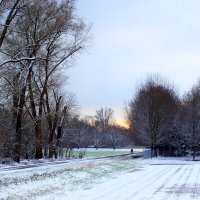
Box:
(0, 157), (200, 200)
(71, 148), (135, 158)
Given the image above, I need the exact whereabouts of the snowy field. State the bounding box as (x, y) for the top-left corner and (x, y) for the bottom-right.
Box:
(1, 156), (200, 200)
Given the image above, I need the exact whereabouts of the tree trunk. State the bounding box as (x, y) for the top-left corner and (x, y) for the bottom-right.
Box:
(27, 70), (43, 159)
(56, 106), (67, 157)
(154, 146), (158, 157)
(192, 121), (196, 161)
(13, 86), (26, 162)
(48, 92), (62, 159)
(192, 146), (196, 161)
(45, 91), (55, 158)
(34, 123), (43, 159)
(151, 145), (154, 158)
(13, 114), (22, 162)
(56, 126), (62, 146)
(48, 129), (54, 158)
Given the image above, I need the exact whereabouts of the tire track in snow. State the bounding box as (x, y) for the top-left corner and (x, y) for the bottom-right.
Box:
(191, 164), (200, 199)
(96, 165), (178, 200)
(63, 161), (200, 200)
(173, 165), (194, 200)
(145, 165), (188, 200)
(124, 165), (184, 200)
(161, 165), (191, 200)
(88, 164), (172, 200)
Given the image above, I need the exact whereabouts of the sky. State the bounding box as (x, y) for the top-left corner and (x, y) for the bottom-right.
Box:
(67, 0), (200, 126)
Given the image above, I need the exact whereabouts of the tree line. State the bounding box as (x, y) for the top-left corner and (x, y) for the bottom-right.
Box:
(2, 0), (196, 163)
(0, 1), (131, 163)
(127, 75), (200, 160)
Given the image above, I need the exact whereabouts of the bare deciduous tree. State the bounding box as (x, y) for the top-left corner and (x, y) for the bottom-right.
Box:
(182, 81), (200, 161)
(127, 76), (179, 157)
(95, 107), (114, 147)
(0, 0), (89, 162)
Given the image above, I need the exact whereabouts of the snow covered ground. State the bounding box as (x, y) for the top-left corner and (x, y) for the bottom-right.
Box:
(0, 156), (200, 200)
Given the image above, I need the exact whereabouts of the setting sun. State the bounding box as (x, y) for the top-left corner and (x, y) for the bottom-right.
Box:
(115, 120), (130, 129)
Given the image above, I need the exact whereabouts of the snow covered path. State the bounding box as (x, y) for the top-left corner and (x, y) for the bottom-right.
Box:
(49, 160), (200, 200)
(1, 158), (200, 200)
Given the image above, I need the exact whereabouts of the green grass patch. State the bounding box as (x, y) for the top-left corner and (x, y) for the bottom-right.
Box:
(85, 151), (129, 158)
(71, 149), (130, 159)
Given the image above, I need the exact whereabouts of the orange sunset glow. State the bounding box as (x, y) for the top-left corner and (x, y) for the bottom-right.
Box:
(115, 120), (130, 129)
